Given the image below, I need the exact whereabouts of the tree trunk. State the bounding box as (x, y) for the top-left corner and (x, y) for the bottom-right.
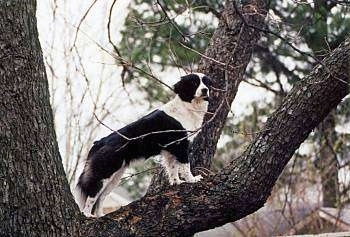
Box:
(191, 0), (266, 169)
(0, 1), (80, 236)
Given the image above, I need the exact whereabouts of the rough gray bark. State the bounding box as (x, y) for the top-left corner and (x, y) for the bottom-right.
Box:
(0, 1), (81, 236)
(84, 37), (350, 236)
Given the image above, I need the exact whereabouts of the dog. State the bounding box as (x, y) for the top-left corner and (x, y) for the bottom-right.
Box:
(74, 72), (212, 217)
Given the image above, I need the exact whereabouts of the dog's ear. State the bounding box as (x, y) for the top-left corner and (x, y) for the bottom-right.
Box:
(173, 79), (184, 95)
(173, 79), (191, 102)
(202, 75), (213, 88)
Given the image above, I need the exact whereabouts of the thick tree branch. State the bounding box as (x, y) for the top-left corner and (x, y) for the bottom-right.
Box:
(82, 36), (350, 237)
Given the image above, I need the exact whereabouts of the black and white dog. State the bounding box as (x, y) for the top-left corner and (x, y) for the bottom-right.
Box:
(74, 73), (212, 217)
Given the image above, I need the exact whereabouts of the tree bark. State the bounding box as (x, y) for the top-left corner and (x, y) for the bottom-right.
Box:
(0, 1), (81, 236)
(84, 38), (350, 236)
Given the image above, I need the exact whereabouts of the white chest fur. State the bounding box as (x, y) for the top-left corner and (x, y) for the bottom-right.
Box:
(160, 95), (208, 141)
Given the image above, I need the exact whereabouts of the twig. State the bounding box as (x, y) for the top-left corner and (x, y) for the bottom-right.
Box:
(107, 0), (133, 86)
(120, 167), (161, 185)
(232, 2), (321, 65)
(71, 0), (99, 51)
(156, 0), (188, 41)
(74, 27), (175, 91)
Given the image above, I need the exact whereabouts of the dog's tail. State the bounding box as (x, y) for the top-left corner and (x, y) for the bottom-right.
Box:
(73, 181), (87, 211)
(72, 157), (90, 211)
(73, 139), (105, 211)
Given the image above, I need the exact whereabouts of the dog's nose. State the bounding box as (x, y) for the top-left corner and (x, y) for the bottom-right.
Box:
(201, 88), (208, 95)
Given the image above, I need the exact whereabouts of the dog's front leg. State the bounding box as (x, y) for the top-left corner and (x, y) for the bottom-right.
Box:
(168, 163), (184, 185)
(179, 163), (202, 183)
(161, 150), (184, 185)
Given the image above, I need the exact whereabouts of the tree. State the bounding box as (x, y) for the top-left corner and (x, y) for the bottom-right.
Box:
(0, 1), (349, 236)
(0, 1), (79, 235)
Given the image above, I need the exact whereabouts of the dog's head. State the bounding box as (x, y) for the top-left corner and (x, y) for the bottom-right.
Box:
(174, 73), (213, 103)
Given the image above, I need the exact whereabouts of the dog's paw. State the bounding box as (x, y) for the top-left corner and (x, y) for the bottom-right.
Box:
(192, 175), (203, 182)
(83, 211), (97, 218)
(184, 174), (203, 183)
(169, 178), (184, 186)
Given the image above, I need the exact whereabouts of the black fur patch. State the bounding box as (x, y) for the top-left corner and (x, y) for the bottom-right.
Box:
(174, 74), (201, 102)
(78, 110), (189, 198)
(202, 75), (213, 88)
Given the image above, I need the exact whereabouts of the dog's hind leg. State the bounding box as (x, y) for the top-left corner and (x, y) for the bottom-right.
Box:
(82, 175), (117, 217)
(83, 196), (98, 217)
(91, 164), (127, 217)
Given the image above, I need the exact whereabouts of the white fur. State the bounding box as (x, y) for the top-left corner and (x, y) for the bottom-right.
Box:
(160, 95), (208, 141)
(179, 163), (203, 183)
(194, 73), (209, 98)
(161, 151), (203, 185)
(161, 150), (183, 185)
(73, 184), (87, 212)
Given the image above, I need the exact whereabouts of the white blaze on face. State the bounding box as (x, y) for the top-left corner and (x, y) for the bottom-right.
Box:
(193, 73), (209, 98)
